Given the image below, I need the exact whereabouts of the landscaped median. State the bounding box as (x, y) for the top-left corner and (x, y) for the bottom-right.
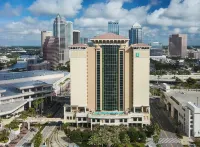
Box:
(0, 129), (11, 146)
(5, 119), (22, 135)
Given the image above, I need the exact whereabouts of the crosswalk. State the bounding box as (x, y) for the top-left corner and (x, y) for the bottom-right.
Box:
(159, 138), (181, 144)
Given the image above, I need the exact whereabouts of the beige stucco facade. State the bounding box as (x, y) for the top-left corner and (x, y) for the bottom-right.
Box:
(67, 34), (150, 127)
(70, 49), (87, 107)
(133, 49), (150, 107)
(69, 36), (150, 112)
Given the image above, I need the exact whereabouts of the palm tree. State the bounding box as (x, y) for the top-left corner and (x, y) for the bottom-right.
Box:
(33, 98), (44, 115)
(59, 82), (64, 95)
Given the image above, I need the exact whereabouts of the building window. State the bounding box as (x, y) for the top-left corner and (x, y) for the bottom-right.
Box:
(78, 118), (81, 121)
(111, 119), (115, 123)
(83, 117), (86, 121)
(120, 119), (123, 122)
(102, 45), (120, 111)
(119, 51), (124, 111)
(138, 118), (142, 121)
(24, 89), (29, 92)
(96, 51), (101, 111)
(92, 119), (95, 122)
(135, 107), (142, 113)
(105, 119), (109, 123)
(133, 118), (137, 121)
(67, 117), (69, 120)
(97, 119), (100, 122)
(124, 119), (127, 122)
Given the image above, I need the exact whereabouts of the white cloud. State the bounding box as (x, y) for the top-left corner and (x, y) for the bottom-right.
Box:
(0, 2), (22, 17)
(150, 0), (161, 6)
(23, 16), (37, 24)
(75, 0), (150, 29)
(28, 0), (83, 17)
(188, 27), (199, 34)
(0, 17), (53, 45)
(173, 28), (181, 34)
(147, 0), (200, 27)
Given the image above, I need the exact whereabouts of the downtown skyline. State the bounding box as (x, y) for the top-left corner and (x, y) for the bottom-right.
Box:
(0, 0), (199, 46)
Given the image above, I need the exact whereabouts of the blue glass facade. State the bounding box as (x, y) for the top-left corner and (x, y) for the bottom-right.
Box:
(129, 27), (142, 45)
(150, 42), (163, 56)
(102, 45), (120, 111)
(108, 21), (119, 35)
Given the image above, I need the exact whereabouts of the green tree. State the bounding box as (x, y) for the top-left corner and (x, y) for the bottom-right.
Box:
(0, 129), (9, 143)
(154, 123), (160, 135)
(34, 132), (42, 147)
(153, 135), (159, 144)
(127, 127), (139, 143)
(138, 131), (146, 143)
(144, 125), (155, 137)
(186, 77), (197, 86)
(119, 132), (130, 145)
(81, 130), (92, 143)
(70, 129), (82, 143)
(33, 98), (44, 115)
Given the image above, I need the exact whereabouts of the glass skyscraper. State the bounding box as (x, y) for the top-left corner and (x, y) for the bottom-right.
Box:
(129, 22), (142, 45)
(66, 21), (73, 46)
(108, 21), (119, 35)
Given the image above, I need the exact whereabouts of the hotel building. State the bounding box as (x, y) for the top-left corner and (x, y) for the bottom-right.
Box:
(64, 33), (150, 128)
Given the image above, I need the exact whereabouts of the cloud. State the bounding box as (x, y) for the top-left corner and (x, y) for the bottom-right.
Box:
(147, 0), (200, 27)
(188, 27), (199, 34)
(0, 17), (53, 45)
(75, 0), (150, 29)
(150, 0), (161, 6)
(23, 16), (37, 24)
(28, 0), (83, 17)
(173, 28), (181, 34)
(0, 2), (22, 17)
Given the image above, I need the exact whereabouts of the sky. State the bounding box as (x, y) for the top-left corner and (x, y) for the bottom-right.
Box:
(0, 0), (199, 46)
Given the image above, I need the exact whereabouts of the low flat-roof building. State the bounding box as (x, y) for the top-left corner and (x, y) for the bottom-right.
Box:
(164, 90), (200, 137)
(0, 70), (70, 118)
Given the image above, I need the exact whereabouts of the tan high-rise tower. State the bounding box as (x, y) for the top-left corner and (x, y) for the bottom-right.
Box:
(65, 33), (150, 127)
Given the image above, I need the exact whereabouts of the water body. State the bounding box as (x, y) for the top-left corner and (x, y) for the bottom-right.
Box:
(9, 61), (27, 70)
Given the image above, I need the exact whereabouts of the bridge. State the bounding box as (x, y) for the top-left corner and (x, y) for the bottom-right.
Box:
(25, 117), (65, 129)
(150, 74), (200, 83)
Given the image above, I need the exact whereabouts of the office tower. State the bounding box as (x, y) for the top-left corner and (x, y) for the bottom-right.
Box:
(150, 42), (163, 56)
(129, 22), (142, 46)
(41, 31), (52, 55)
(169, 34), (187, 58)
(66, 21), (73, 46)
(64, 33), (150, 128)
(43, 14), (72, 69)
(80, 37), (89, 44)
(108, 21), (119, 35)
(73, 30), (80, 44)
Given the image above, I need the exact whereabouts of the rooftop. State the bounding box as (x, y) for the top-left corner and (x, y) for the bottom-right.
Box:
(132, 22), (142, 28)
(166, 90), (200, 108)
(0, 100), (27, 116)
(69, 44), (88, 48)
(91, 33), (128, 40)
(13, 80), (51, 90)
(0, 70), (68, 81)
(131, 43), (150, 47)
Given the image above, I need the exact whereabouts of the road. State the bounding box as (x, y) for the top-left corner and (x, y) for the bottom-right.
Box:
(150, 102), (183, 147)
(15, 129), (38, 147)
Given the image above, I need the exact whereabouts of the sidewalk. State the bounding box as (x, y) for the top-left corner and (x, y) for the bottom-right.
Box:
(8, 127), (28, 147)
